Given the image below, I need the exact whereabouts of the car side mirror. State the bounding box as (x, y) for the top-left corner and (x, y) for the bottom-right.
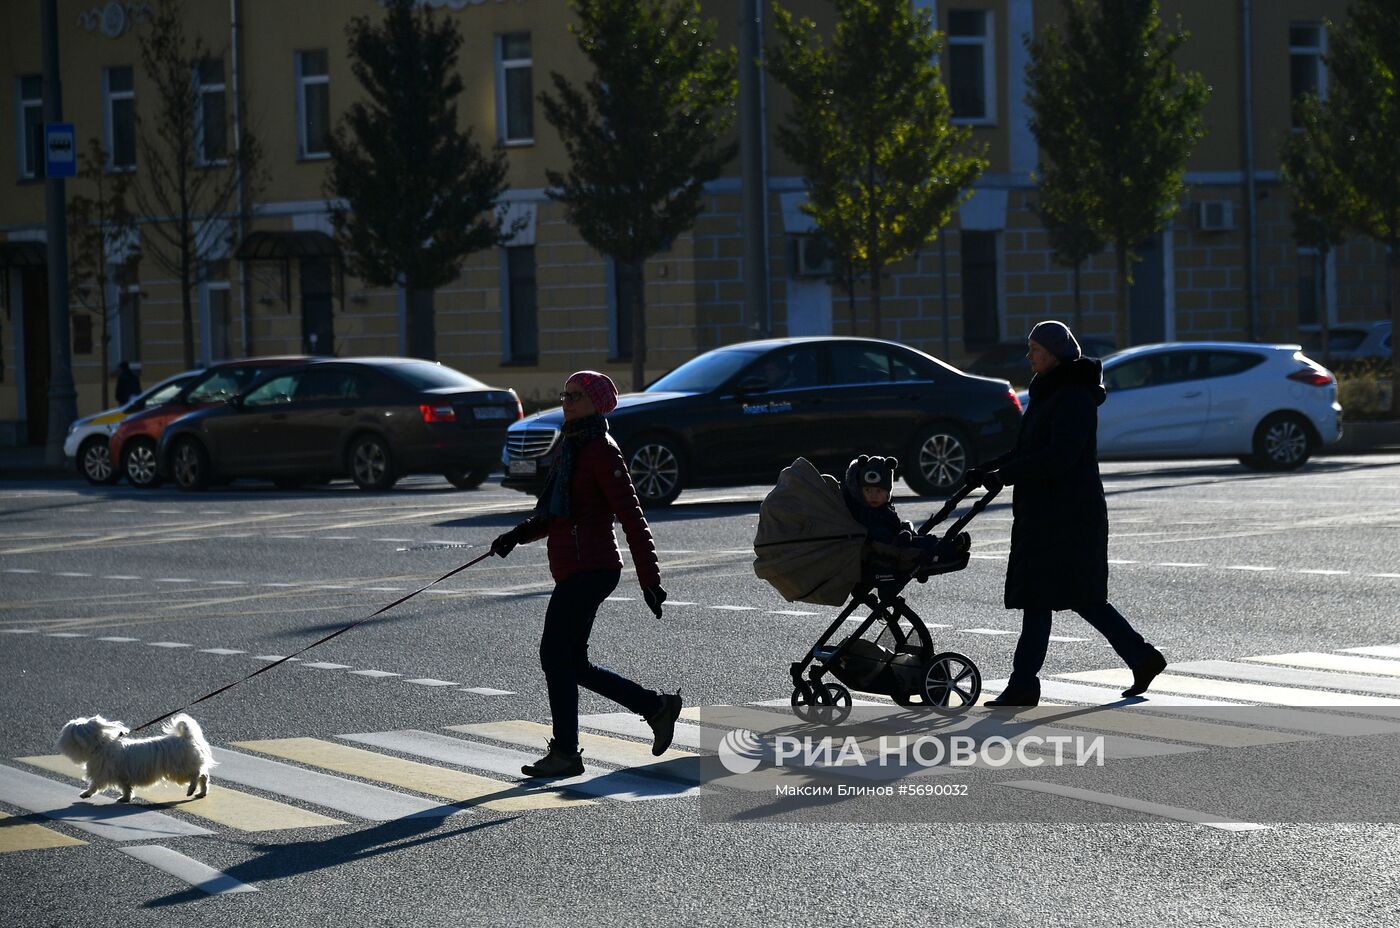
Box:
(736, 375), (768, 395)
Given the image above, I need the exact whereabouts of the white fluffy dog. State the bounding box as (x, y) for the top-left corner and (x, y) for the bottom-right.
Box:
(57, 713), (215, 803)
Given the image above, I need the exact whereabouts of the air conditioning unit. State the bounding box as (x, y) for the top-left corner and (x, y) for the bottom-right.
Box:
(1195, 200), (1235, 232)
(791, 234), (834, 278)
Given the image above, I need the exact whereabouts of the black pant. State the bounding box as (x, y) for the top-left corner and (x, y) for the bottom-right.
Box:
(540, 570), (661, 751)
(1007, 602), (1153, 690)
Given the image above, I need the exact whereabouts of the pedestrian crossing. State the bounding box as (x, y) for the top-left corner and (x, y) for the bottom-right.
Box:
(4, 639), (1400, 894)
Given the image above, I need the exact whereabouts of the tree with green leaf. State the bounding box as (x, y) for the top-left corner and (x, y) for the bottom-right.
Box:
(768, 0), (986, 339)
(1025, 0), (1208, 345)
(131, 0), (264, 370)
(541, 0), (738, 391)
(68, 138), (136, 410)
(1283, 0), (1400, 410)
(1281, 107), (1350, 367)
(327, 0), (510, 361)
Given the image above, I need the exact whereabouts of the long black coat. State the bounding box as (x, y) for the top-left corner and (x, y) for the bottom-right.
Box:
(994, 357), (1108, 610)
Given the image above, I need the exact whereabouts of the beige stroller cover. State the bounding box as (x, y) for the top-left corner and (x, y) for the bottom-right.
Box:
(752, 457), (868, 606)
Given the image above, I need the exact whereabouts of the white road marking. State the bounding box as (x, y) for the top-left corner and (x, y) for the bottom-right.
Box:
(1244, 652), (1400, 678)
(1107, 559), (1138, 565)
(364, 587), (406, 592)
(0, 763), (214, 841)
(4, 569), (38, 573)
(605, 596), (634, 602)
(1061, 669), (1400, 707)
(301, 662), (351, 670)
(149, 642), (191, 648)
(200, 648), (246, 655)
(102, 575), (141, 581)
(459, 687), (515, 696)
(769, 610), (820, 616)
(252, 655), (301, 662)
(374, 538), (413, 542)
(1169, 659), (1400, 698)
(1155, 562), (1206, 568)
(155, 578), (195, 583)
(210, 747), (454, 821)
(1, 629), (37, 634)
(1224, 565), (1276, 572)
(350, 670), (401, 678)
(711, 605), (758, 611)
(1368, 573), (1400, 579)
(321, 535), (357, 540)
(405, 678), (458, 687)
(46, 632), (87, 638)
(119, 845), (258, 895)
(54, 572), (90, 577)
(260, 582), (298, 587)
(1342, 644), (1400, 659)
(667, 601), (698, 606)
(97, 636), (139, 642)
(1296, 569), (1350, 576)
(209, 580), (247, 586)
(999, 781), (1270, 831)
(962, 628), (1015, 636)
(1048, 636), (1090, 642)
(317, 585), (352, 590)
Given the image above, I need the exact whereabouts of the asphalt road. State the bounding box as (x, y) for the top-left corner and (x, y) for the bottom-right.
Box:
(2, 455), (1399, 927)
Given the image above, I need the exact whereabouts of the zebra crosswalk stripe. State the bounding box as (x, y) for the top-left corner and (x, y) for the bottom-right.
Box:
(999, 781), (1271, 831)
(232, 738), (592, 812)
(118, 845), (257, 895)
(0, 763), (213, 842)
(17, 754), (345, 832)
(1059, 669), (1400, 707)
(1244, 652), (1400, 679)
(0, 810), (86, 853)
(210, 747), (454, 821)
(1167, 659), (1400, 698)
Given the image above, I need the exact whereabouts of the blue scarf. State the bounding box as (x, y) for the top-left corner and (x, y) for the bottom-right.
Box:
(535, 414), (608, 519)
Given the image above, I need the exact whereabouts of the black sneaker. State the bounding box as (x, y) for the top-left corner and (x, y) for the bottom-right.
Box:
(520, 739), (584, 778)
(986, 685), (1040, 707)
(646, 692), (683, 756)
(1122, 648), (1167, 697)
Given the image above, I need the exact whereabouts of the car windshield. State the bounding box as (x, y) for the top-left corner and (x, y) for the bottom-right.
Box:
(386, 360), (487, 391)
(185, 366), (269, 404)
(648, 349), (765, 393)
(134, 379), (187, 408)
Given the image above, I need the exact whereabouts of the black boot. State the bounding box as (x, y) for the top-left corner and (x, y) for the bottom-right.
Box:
(521, 739), (584, 778)
(1122, 648), (1167, 697)
(646, 691), (683, 756)
(986, 681), (1040, 707)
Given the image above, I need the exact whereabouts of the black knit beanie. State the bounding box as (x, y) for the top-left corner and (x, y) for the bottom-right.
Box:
(1028, 320), (1082, 361)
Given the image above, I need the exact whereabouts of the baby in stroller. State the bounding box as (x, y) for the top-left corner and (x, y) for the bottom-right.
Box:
(841, 455), (967, 587)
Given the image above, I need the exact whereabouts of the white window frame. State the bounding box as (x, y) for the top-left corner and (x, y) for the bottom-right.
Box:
(200, 261), (232, 364)
(194, 57), (227, 167)
(103, 66), (136, 172)
(295, 49), (330, 160)
(947, 9), (996, 126)
(17, 75), (43, 180)
(110, 261), (142, 368)
(1295, 245), (1337, 328)
(495, 32), (534, 146)
(1289, 22), (1328, 106)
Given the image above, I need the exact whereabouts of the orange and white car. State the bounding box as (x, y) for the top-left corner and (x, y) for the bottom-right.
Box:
(63, 371), (200, 484)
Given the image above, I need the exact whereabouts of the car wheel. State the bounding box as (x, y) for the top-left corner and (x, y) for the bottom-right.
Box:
(443, 467), (490, 490)
(122, 438), (163, 489)
(77, 436), (118, 485)
(348, 434), (397, 491)
(904, 423), (972, 496)
(625, 435), (684, 508)
(1249, 412), (1314, 471)
(171, 438), (211, 491)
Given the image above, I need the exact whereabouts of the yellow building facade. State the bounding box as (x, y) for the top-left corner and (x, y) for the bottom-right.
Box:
(0, 0), (1386, 444)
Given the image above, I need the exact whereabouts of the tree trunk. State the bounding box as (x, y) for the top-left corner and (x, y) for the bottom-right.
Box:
(1115, 241), (1131, 348)
(407, 287), (436, 360)
(1073, 260), (1084, 334)
(1389, 245), (1400, 415)
(630, 260), (646, 393)
(180, 234), (195, 370)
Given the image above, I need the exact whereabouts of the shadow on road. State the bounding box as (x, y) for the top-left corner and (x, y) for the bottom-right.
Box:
(143, 809), (518, 907)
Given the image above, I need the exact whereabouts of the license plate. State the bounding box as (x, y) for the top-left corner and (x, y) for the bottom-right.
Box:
(472, 406), (512, 420)
(508, 458), (538, 476)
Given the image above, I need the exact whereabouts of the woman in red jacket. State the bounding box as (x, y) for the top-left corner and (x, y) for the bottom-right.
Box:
(491, 371), (681, 778)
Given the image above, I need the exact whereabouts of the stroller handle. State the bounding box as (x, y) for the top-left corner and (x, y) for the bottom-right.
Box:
(917, 481), (1001, 543)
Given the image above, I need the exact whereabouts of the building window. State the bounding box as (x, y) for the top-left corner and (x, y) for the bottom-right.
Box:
(195, 57), (227, 165)
(1290, 24), (1326, 128)
(960, 231), (999, 349)
(496, 33), (534, 145)
(504, 246), (538, 363)
(104, 66), (136, 171)
(73, 314), (93, 355)
(202, 260), (231, 362)
(296, 49), (331, 159)
(947, 10), (995, 124)
(114, 258), (141, 365)
(610, 260), (641, 362)
(18, 75), (44, 180)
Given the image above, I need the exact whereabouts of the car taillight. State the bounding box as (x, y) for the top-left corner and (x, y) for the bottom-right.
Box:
(1007, 388), (1023, 413)
(1287, 369), (1334, 386)
(513, 392), (524, 420)
(420, 403), (457, 423)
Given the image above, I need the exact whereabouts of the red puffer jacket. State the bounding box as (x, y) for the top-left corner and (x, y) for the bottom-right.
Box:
(518, 434), (661, 587)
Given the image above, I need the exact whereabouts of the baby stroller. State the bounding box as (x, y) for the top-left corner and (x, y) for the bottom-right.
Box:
(752, 458), (1000, 723)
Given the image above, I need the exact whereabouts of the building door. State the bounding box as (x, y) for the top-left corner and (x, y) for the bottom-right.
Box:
(1129, 235), (1166, 345)
(21, 268), (49, 444)
(300, 258), (334, 355)
(960, 231), (999, 350)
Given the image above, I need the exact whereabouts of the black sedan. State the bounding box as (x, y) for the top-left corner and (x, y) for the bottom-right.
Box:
(159, 358), (521, 491)
(502, 337), (1022, 507)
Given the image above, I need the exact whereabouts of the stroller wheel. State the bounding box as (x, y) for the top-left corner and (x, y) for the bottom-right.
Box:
(791, 682), (853, 725)
(922, 652), (981, 714)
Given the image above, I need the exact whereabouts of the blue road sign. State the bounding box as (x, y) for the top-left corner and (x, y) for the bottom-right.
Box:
(45, 122), (77, 178)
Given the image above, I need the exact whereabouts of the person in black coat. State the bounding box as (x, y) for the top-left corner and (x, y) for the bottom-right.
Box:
(114, 361), (141, 406)
(966, 321), (1166, 706)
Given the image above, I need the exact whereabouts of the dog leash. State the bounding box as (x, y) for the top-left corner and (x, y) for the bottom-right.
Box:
(125, 549), (497, 735)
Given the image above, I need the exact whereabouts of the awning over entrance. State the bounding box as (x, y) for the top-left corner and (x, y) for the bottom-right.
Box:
(0, 241), (47, 268)
(235, 230), (341, 261)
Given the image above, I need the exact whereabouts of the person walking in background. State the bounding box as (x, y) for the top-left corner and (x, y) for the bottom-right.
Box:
(491, 370), (681, 777)
(966, 321), (1166, 707)
(114, 361), (141, 406)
